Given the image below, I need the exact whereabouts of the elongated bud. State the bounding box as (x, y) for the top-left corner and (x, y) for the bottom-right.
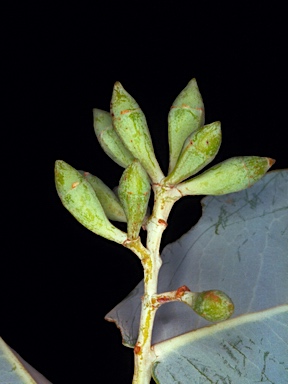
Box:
(178, 156), (275, 196)
(79, 171), (127, 222)
(168, 78), (205, 173)
(55, 160), (127, 244)
(93, 109), (134, 168)
(118, 160), (151, 239)
(111, 82), (163, 183)
(181, 290), (234, 322)
(164, 122), (221, 185)
(114, 184), (150, 229)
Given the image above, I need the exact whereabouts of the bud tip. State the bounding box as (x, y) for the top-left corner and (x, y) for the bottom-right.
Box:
(268, 158), (276, 167)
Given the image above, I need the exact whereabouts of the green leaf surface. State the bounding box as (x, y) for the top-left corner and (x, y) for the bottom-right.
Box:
(105, 168), (288, 372)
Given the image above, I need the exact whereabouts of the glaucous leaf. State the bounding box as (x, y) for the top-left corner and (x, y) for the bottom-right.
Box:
(105, 170), (288, 348)
(152, 305), (288, 383)
(0, 337), (52, 383)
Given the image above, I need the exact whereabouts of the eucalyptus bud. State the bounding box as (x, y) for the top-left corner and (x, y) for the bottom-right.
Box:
(79, 171), (127, 222)
(55, 160), (127, 244)
(118, 160), (151, 240)
(93, 108), (134, 168)
(164, 121), (221, 186)
(181, 290), (234, 322)
(178, 156), (275, 196)
(111, 82), (163, 183)
(168, 78), (205, 173)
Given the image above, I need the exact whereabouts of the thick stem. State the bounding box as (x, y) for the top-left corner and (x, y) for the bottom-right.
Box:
(131, 185), (181, 384)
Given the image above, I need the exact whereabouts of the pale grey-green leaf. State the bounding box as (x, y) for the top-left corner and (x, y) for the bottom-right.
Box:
(0, 337), (52, 383)
(152, 305), (288, 384)
(105, 170), (288, 347)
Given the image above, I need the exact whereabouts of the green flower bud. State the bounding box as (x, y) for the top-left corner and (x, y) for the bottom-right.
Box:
(181, 290), (234, 322)
(178, 156), (275, 196)
(111, 82), (163, 183)
(79, 171), (127, 223)
(164, 121), (221, 186)
(168, 78), (205, 173)
(93, 109), (134, 168)
(118, 160), (151, 240)
(55, 160), (127, 244)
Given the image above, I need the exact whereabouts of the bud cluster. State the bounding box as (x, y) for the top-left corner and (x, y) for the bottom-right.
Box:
(55, 78), (274, 323)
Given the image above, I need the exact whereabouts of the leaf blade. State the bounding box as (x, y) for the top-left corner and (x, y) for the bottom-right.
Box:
(152, 305), (288, 384)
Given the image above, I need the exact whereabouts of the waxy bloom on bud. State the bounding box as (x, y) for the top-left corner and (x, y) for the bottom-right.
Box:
(93, 109), (134, 168)
(79, 171), (127, 223)
(55, 160), (127, 244)
(168, 78), (205, 173)
(164, 121), (221, 186)
(111, 82), (163, 183)
(118, 160), (151, 240)
(181, 290), (234, 322)
(178, 156), (275, 196)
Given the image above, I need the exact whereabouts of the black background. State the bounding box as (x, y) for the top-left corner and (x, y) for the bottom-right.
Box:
(2, 2), (287, 383)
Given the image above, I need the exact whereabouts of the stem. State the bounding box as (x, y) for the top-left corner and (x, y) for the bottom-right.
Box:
(131, 185), (182, 384)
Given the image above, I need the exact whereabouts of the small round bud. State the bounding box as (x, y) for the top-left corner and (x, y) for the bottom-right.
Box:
(193, 290), (234, 322)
